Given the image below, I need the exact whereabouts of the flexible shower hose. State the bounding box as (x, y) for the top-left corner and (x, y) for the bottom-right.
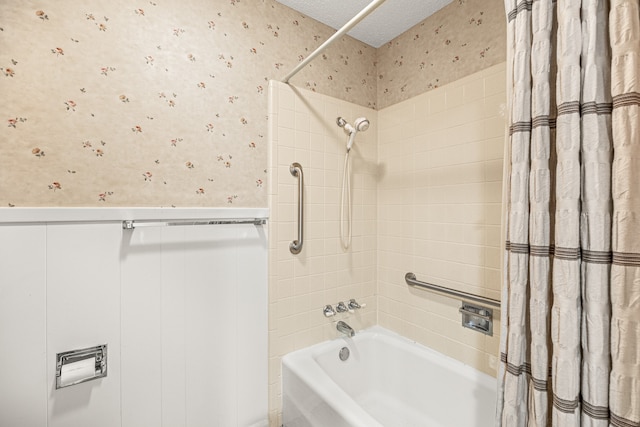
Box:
(340, 150), (352, 249)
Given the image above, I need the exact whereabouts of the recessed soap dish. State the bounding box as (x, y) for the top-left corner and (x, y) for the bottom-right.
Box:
(459, 303), (493, 336)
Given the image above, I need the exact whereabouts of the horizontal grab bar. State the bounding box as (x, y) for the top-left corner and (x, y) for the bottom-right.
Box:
(405, 272), (501, 308)
(123, 218), (267, 229)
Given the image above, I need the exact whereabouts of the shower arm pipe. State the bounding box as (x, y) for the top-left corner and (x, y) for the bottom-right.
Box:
(282, 0), (387, 84)
(405, 272), (501, 308)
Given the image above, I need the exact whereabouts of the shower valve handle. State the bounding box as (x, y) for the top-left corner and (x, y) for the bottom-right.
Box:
(323, 305), (336, 317)
(336, 301), (350, 313)
(348, 299), (364, 310)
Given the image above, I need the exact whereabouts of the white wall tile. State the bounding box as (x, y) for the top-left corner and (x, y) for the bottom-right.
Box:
(268, 82), (378, 421)
(268, 65), (505, 420)
(485, 67), (507, 96)
(377, 63), (506, 378)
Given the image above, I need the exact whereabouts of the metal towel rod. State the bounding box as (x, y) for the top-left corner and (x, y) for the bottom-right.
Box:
(289, 162), (304, 254)
(405, 272), (501, 308)
(122, 218), (267, 229)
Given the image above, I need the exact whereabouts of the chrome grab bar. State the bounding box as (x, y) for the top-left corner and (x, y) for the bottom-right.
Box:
(405, 272), (501, 308)
(290, 162), (304, 254)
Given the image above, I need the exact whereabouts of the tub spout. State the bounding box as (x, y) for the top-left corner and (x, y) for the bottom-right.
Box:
(336, 321), (355, 337)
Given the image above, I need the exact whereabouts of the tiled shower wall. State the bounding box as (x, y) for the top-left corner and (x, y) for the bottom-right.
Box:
(267, 81), (378, 425)
(268, 61), (506, 422)
(377, 62), (506, 377)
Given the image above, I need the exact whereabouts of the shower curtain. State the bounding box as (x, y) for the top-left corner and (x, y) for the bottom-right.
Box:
(497, 0), (640, 426)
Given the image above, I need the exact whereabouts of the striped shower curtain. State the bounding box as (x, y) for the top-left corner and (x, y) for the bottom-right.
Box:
(497, 0), (640, 426)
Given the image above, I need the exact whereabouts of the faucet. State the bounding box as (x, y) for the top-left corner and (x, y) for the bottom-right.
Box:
(336, 321), (355, 337)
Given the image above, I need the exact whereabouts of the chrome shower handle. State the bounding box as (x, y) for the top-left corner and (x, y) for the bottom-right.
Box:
(289, 162), (304, 254)
(336, 301), (349, 313)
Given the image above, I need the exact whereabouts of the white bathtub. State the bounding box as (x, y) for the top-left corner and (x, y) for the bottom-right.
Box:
(282, 326), (496, 427)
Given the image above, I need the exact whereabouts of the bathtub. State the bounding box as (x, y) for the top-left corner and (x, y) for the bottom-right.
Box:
(282, 326), (496, 427)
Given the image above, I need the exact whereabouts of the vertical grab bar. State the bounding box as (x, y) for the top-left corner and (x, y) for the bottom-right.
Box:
(289, 162), (304, 254)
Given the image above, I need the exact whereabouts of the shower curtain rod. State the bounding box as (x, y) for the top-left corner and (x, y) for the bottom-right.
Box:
(282, 0), (387, 84)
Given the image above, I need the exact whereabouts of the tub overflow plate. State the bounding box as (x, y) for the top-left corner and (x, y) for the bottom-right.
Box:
(339, 346), (350, 361)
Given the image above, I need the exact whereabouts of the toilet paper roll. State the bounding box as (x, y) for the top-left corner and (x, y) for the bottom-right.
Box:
(60, 356), (96, 387)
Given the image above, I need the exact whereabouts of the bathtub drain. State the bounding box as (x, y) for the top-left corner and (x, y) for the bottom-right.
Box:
(339, 346), (350, 361)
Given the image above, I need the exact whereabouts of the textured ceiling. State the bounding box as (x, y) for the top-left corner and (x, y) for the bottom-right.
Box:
(275, 0), (453, 48)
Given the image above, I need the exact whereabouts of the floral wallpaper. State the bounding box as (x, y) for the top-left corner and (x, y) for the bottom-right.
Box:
(0, 0), (505, 207)
(0, 0), (376, 207)
(377, 0), (506, 109)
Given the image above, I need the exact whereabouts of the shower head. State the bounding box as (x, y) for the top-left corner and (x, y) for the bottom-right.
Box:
(337, 116), (370, 152)
(337, 116), (369, 134)
(354, 117), (370, 132)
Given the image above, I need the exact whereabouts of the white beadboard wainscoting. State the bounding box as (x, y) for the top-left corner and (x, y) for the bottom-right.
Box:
(0, 208), (268, 427)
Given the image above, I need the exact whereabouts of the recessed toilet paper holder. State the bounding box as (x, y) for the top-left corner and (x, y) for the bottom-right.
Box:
(55, 344), (107, 389)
